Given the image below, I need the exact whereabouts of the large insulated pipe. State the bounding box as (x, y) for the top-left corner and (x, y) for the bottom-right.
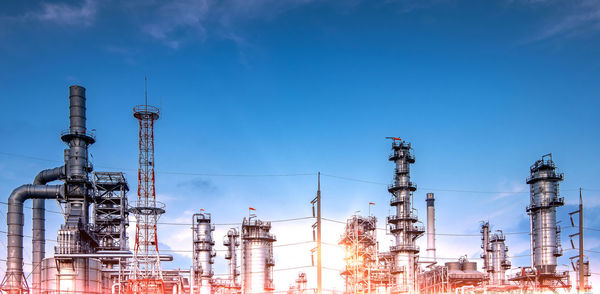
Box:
(426, 192), (436, 261)
(65, 85), (90, 181)
(32, 166), (65, 294)
(4, 185), (62, 293)
(61, 85), (94, 228)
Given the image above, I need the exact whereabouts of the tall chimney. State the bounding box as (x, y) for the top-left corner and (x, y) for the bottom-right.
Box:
(426, 192), (436, 261)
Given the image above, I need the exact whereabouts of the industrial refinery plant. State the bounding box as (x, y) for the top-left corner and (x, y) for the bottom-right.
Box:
(0, 85), (593, 294)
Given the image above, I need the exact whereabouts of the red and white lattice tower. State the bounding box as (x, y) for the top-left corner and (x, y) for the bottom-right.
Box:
(128, 101), (166, 294)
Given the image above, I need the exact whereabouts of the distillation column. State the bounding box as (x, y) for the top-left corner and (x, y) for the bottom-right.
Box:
(241, 217), (276, 294)
(386, 139), (424, 293)
(526, 154), (564, 275)
(480, 222), (492, 276)
(426, 193), (436, 262)
(489, 230), (510, 285)
(224, 228), (240, 290)
(192, 213), (215, 294)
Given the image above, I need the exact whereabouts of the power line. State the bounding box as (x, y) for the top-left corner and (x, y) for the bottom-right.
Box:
(0, 202), (597, 238)
(321, 217), (531, 236)
(0, 151), (315, 178)
(162, 241), (314, 253)
(2, 150), (595, 193)
(0, 202), (313, 226)
(321, 173), (587, 193)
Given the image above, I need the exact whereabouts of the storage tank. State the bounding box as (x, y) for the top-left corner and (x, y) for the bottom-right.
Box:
(462, 261), (478, 272)
(445, 262), (461, 272)
(41, 257), (102, 294)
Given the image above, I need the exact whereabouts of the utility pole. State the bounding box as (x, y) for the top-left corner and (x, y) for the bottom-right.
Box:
(578, 188), (584, 293)
(569, 188), (585, 293)
(311, 172), (322, 294)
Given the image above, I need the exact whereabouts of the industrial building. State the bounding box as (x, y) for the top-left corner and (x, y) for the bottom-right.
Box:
(0, 85), (593, 294)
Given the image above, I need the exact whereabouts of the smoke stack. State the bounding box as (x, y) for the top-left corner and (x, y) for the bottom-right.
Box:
(426, 193), (436, 261)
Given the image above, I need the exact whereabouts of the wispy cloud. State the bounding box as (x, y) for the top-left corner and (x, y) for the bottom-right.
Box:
(26, 0), (99, 27)
(128, 0), (319, 48)
(177, 177), (218, 192)
(526, 0), (600, 43)
(492, 180), (528, 201)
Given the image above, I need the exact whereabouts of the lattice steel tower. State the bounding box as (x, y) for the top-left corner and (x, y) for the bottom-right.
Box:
(386, 138), (424, 293)
(128, 87), (165, 293)
(339, 215), (378, 294)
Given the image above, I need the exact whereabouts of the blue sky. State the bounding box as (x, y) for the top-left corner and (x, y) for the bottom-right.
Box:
(1, 0), (600, 291)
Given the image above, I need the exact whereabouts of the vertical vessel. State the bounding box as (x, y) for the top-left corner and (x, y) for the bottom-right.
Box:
(192, 213), (215, 294)
(241, 217), (276, 294)
(526, 154), (564, 275)
(224, 228), (240, 290)
(489, 230), (510, 285)
(426, 193), (436, 262)
(386, 138), (424, 293)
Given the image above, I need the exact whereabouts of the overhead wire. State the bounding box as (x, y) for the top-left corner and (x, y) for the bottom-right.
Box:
(1, 150), (596, 192)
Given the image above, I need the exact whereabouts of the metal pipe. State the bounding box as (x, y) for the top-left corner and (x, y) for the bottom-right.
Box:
(65, 85), (91, 181)
(4, 184), (62, 294)
(32, 166), (65, 294)
(426, 192), (436, 262)
(53, 254), (174, 261)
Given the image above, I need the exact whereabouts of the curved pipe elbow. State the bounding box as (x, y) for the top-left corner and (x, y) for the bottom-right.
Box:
(8, 184), (62, 205)
(33, 166), (66, 185)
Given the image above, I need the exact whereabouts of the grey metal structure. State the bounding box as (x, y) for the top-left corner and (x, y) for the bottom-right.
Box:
(287, 272), (307, 294)
(489, 230), (510, 285)
(93, 172), (129, 252)
(575, 259), (592, 292)
(425, 193), (436, 262)
(418, 257), (487, 294)
(241, 217), (276, 294)
(386, 139), (424, 293)
(48, 86), (103, 294)
(2, 85), (98, 294)
(223, 228), (241, 289)
(340, 215), (391, 294)
(480, 222), (491, 275)
(192, 213), (216, 294)
(526, 154), (564, 275)
(92, 171), (130, 291)
(32, 166), (66, 294)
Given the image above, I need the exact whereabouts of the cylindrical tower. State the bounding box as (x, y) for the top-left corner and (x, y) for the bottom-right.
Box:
(426, 193), (436, 262)
(526, 154), (564, 275)
(241, 218), (276, 294)
(224, 228), (240, 288)
(480, 222), (492, 273)
(193, 213), (215, 294)
(489, 230), (510, 285)
(129, 101), (165, 293)
(386, 139), (424, 293)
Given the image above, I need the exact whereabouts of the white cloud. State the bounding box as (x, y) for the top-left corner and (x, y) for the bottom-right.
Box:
(525, 0), (600, 43)
(27, 0), (99, 27)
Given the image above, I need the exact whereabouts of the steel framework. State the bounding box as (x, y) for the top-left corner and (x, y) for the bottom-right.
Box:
(339, 215), (379, 294)
(93, 172), (129, 252)
(128, 104), (165, 294)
